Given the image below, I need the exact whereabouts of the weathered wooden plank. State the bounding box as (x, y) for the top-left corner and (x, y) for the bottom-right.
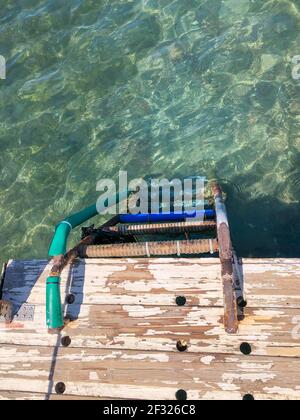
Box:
(1, 257), (299, 400)
(0, 305), (299, 357)
(2, 259), (224, 307)
(0, 391), (46, 401)
(243, 263), (300, 309)
(0, 391), (117, 400)
(3, 259), (300, 309)
(0, 346), (299, 400)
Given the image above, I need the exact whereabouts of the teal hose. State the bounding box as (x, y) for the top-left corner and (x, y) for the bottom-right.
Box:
(46, 191), (128, 330)
(48, 204), (98, 256)
(46, 277), (63, 330)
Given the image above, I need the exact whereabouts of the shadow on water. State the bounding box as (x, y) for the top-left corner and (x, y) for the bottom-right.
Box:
(45, 259), (86, 400)
(223, 183), (300, 258)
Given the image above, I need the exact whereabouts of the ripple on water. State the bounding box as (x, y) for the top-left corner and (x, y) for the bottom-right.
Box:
(0, 0), (300, 262)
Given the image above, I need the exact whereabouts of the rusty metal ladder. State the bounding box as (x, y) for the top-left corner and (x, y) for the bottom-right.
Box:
(76, 182), (240, 333)
(0, 182), (242, 335)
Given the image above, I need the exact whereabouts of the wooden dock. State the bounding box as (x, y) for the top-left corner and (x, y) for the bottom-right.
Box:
(0, 257), (299, 400)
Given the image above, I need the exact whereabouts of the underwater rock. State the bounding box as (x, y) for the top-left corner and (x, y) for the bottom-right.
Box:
(90, 35), (118, 63)
(260, 54), (281, 73)
(216, 45), (254, 73)
(195, 0), (221, 27)
(204, 72), (233, 96)
(261, 12), (299, 50)
(117, 13), (161, 56)
(174, 10), (198, 38)
(251, 81), (279, 110)
(288, 99), (300, 116)
(271, 12), (297, 36)
(219, 0), (250, 20)
(190, 47), (214, 74)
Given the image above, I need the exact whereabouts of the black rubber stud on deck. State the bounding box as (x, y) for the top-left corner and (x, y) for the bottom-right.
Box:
(176, 389), (187, 400)
(66, 294), (75, 304)
(240, 342), (252, 355)
(55, 382), (66, 395)
(61, 336), (71, 347)
(176, 340), (188, 352)
(176, 296), (186, 306)
(243, 394), (255, 400)
(237, 296), (247, 308)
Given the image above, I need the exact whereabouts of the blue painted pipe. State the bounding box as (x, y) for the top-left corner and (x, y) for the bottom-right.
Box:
(119, 210), (215, 223)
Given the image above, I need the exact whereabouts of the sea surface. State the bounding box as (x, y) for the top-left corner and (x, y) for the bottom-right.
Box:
(0, 0), (300, 263)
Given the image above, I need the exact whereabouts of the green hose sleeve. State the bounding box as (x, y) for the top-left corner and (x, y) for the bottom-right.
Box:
(46, 191), (129, 330)
(48, 204), (98, 256)
(65, 204), (98, 229)
(48, 222), (71, 257)
(46, 276), (63, 329)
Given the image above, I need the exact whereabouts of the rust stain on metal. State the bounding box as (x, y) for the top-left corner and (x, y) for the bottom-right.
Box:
(0, 300), (13, 323)
(211, 182), (238, 334)
(218, 224), (232, 261)
(108, 221), (216, 236)
(80, 239), (218, 258)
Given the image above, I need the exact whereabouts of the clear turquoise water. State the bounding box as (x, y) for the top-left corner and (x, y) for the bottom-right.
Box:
(0, 0), (300, 262)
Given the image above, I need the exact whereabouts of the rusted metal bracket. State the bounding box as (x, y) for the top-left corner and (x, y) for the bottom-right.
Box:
(211, 182), (238, 334)
(0, 300), (13, 322)
(0, 262), (13, 323)
(49, 215), (121, 280)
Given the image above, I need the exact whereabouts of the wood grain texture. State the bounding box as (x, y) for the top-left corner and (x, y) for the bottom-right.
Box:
(0, 304), (299, 357)
(0, 346), (299, 400)
(0, 391), (118, 400)
(3, 258), (300, 308)
(0, 257), (299, 400)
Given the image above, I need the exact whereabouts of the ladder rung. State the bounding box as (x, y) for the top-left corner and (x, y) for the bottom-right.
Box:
(79, 238), (218, 258)
(107, 221), (216, 236)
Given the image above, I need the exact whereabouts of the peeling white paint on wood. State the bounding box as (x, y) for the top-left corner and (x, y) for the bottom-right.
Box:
(3, 258), (299, 310)
(0, 303), (299, 357)
(0, 345), (299, 399)
(201, 356), (215, 365)
(0, 257), (299, 400)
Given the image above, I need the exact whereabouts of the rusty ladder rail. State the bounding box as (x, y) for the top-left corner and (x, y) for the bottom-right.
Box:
(211, 182), (238, 334)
